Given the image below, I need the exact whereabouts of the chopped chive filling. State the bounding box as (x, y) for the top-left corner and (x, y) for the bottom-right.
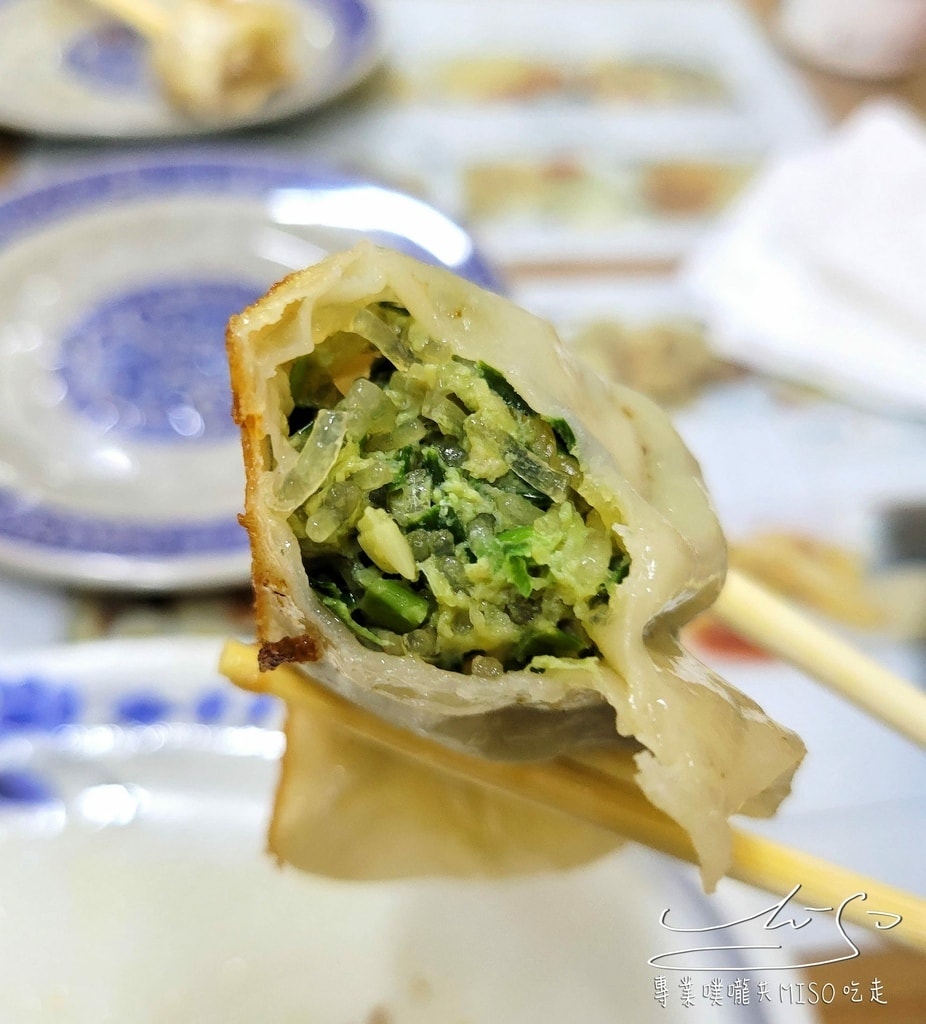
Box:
(281, 302), (631, 674)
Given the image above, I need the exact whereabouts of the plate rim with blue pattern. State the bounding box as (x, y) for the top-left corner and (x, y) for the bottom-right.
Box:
(0, 151), (503, 591)
(0, 0), (383, 139)
(0, 634), (822, 1024)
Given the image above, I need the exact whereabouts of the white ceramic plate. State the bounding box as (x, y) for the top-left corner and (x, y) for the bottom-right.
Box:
(0, 0), (382, 138)
(0, 637), (818, 1024)
(0, 154), (501, 590)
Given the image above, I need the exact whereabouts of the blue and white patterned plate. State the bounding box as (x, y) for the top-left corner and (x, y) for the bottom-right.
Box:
(0, 154), (502, 589)
(0, 0), (381, 138)
(0, 636), (815, 1024)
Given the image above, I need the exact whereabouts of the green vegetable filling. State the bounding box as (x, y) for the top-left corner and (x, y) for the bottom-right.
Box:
(281, 302), (631, 674)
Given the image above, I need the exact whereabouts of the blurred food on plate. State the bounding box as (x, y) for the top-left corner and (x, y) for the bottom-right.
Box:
(728, 531), (886, 629)
(463, 157), (755, 225)
(569, 316), (738, 408)
(388, 54), (731, 106)
(640, 158), (754, 215)
(684, 529), (925, 661)
(87, 0), (299, 118)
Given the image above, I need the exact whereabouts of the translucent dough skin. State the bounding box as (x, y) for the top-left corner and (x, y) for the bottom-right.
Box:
(226, 243), (805, 889)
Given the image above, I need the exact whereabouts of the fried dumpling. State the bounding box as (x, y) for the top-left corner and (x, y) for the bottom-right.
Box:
(226, 242), (805, 889)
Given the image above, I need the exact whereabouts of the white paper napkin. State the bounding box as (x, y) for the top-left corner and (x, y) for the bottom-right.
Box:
(684, 99), (926, 418)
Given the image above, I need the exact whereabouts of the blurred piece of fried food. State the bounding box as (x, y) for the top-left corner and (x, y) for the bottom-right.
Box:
(729, 532), (886, 630)
(641, 159), (754, 216)
(153, 0), (298, 118)
(88, 0), (298, 118)
(571, 318), (736, 408)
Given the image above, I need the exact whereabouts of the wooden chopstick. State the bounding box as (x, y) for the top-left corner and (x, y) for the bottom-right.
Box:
(714, 568), (926, 749)
(565, 752), (926, 953)
(219, 639), (926, 954)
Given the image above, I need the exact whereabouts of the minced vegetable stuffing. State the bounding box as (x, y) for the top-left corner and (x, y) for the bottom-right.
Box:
(279, 302), (630, 675)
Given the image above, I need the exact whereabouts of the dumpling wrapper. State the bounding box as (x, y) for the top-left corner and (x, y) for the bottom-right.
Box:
(272, 696), (623, 880)
(226, 242), (805, 889)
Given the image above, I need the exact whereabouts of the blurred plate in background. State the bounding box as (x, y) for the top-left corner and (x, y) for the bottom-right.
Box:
(0, 637), (816, 1024)
(0, 0), (381, 138)
(0, 154), (501, 590)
